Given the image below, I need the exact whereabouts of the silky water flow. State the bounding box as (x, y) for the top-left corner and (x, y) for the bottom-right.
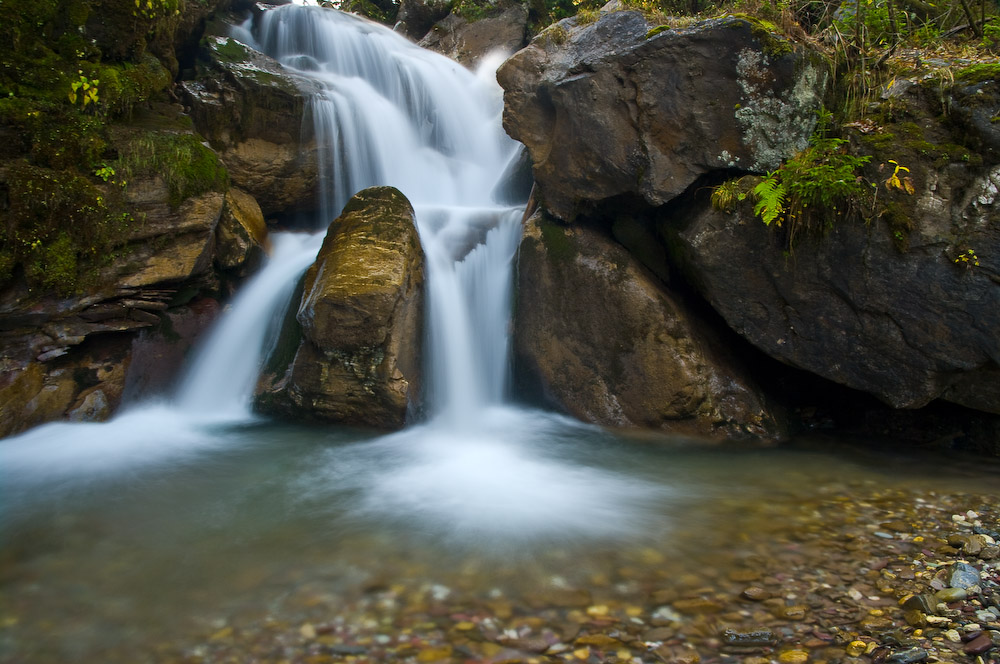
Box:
(0, 5), (662, 541)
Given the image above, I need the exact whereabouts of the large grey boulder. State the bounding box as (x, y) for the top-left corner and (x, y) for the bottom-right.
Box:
(497, 12), (827, 221)
(666, 162), (1000, 413)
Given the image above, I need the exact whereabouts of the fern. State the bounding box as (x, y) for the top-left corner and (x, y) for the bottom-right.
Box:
(752, 173), (786, 226)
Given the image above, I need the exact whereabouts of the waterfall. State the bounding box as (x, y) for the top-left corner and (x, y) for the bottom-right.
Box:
(173, 232), (324, 417)
(246, 6), (526, 423)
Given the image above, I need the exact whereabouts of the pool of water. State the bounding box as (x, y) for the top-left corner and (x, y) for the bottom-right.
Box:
(1, 408), (996, 663)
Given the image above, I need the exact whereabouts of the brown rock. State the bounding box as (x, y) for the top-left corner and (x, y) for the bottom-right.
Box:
(258, 187), (424, 428)
(513, 212), (782, 439)
(216, 188), (269, 274)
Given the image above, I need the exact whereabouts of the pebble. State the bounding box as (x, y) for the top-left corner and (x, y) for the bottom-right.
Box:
(935, 587), (968, 602)
(720, 628), (777, 647)
(950, 562), (982, 589)
(963, 633), (994, 655)
(741, 586), (770, 601)
(944, 629), (962, 642)
(846, 640), (868, 656)
(778, 649), (810, 663)
(902, 594), (937, 614)
(886, 646), (928, 663)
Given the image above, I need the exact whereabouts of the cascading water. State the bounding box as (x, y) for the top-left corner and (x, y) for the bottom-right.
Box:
(1, 4), (662, 543)
(246, 6), (526, 425)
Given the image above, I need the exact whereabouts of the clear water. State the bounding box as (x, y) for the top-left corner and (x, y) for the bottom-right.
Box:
(2, 419), (997, 663)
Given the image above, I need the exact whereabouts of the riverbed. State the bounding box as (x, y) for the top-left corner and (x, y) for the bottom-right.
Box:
(1, 408), (997, 663)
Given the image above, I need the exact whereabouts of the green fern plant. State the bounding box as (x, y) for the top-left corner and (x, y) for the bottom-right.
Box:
(752, 172), (786, 226)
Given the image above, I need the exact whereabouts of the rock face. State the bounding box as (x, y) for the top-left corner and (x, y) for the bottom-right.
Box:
(497, 12), (827, 221)
(394, 0), (452, 40)
(419, 2), (529, 67)
(258, 187), (424, 429)
(215, 187), (270, 276)
(514, 212), (782, 439)
(180, 36), (322, 218)
(667, 165), (1000, 413)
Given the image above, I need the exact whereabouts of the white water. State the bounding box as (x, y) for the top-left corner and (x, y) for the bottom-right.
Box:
(0, 6), (665, 542)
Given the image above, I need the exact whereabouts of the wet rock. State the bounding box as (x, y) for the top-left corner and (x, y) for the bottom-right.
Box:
(901, 594), (937, 614)
(950, 562), (982, 590)
(962, 632), (994, 655)
(393, 0), (451, 39)
(513, 211), (782, 439)
(215, 188), (269, 276)
(419, 2), (528, 68)
(180, 36), (322, 217)
(721, 628), (777, 647)
(741, 586), (770, 601)
(257, 187), (424, 428)
(886, 646), (928, 663)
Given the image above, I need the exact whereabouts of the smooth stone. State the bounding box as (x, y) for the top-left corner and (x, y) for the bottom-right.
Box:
(902, 594), (937, 614)
(949, 562), (981, 589)
(936, 587), (969, 602)
(963, 633), (993, 655)
(778, 650), (809, 664)
(721, 628), (777, 647)
(886, 647), (928, 663)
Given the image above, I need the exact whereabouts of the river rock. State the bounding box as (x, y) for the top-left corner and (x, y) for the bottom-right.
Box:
(419, 2), (529, 67)
(497, 12), (826, 221)
(257, 187), (424, 429)
(180, 35), (322, 218)
(513, 211), (782, 439)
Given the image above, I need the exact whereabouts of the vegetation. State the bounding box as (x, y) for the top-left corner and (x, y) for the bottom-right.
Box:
(0, 0), (222, 296)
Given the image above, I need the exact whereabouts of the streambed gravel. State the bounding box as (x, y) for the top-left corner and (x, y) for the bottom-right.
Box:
(162, 484), (999, 663)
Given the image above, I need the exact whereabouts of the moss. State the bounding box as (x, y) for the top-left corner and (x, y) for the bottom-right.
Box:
(882, 201), (913, 253)
(538, 217), (575, 262)
(1, 160), (131, 295)
(860, 131), (897, 151)
(116, 131), (229, 208)
(726, 15), (793, 57)
(955, 63), (1000, 85)
(212, 37), (252, 64)
(646, 24), (671, 38)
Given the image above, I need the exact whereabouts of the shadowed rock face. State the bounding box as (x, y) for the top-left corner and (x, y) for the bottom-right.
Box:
(666, 170), (1000, 413)
(257, 187), (424, 429)
(514, 211), (783, 439)
(497, 12), (827, 221)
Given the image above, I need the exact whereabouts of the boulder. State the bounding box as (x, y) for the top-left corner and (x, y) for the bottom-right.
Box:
(257, 186), (424, 428)
(419, 2), (529, 68)
(497, 12), (827, 221)
(514, 211), (782, 439)
(180, 36), (322, 217)
(665, 163), (1000, 412)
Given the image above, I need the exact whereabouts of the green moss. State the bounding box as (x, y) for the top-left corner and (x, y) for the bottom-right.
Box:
(860, 131), (897, 151)
(726, 15), (792, 57)
(955, 63), (1000, 85)
(116, 131), (229, 208)
(882, 201), (913, 252)
(538, 217), (575, 262)
(646, 24), (671, 38)
(212, 37), (252, 64)
(1, 160), (132, 295)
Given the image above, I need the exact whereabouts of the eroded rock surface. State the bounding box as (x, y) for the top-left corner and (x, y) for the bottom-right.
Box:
(258, 187), (424, 428)
(180, 36), (322, 217)
(514, 211), (782, 439)
(419, 2), (529, 68)
(497, 12), (826, 220)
